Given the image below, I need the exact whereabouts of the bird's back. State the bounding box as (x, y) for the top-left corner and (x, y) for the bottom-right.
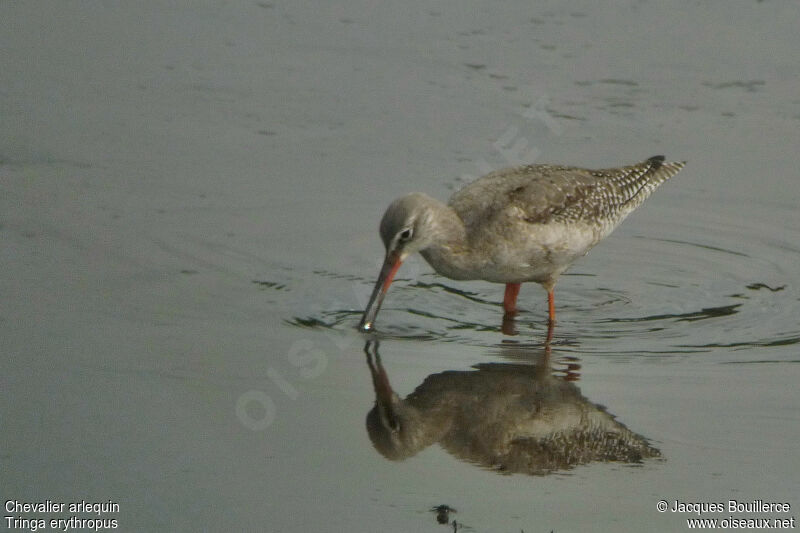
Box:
(449, 156), (685, 233)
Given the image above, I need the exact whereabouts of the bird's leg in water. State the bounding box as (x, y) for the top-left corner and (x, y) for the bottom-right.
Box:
(503, 283), (521, 315)
(501, 314), (517, 336)
(547, 288), (556, 325)
(501, 283), (522, 335)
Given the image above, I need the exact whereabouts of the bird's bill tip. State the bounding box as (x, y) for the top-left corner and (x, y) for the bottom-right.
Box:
(358, 252), (404, 331)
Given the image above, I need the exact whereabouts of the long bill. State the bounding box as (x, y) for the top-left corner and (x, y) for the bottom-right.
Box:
(359, 250), (404, 331)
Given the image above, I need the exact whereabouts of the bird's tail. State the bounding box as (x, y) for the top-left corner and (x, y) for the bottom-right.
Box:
(644, 155), (686, 188)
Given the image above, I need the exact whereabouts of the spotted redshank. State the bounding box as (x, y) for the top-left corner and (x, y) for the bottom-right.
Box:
(359, 155), (686, 331)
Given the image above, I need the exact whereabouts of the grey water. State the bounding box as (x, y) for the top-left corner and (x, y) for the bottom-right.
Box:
(2, 1), (799, 531)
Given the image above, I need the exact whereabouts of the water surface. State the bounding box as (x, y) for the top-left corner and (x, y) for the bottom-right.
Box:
(2, 1), (798, 531)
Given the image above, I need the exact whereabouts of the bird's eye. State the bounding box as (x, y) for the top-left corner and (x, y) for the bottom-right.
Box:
(398, 228), (413, 242)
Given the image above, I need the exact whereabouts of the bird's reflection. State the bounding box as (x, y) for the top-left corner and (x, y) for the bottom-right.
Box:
(364, 339), (660, 475)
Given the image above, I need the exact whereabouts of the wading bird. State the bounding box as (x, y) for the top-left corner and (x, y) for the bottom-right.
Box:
(359, 156), (685, 331)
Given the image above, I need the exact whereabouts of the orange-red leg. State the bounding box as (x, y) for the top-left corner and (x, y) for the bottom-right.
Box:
(503, 283), (521, 315)
(547, 288), (555, 325)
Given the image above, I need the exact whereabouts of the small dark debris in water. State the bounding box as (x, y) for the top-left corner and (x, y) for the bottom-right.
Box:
(258, 130), (276, 136)
(747, 282), (786, 292)
(464, 63), (486, 70)
(256, 2), (273, 8)
(180, 269), (199, 275)
(431, 504), (456, 525)
(252, 280), (287, 290)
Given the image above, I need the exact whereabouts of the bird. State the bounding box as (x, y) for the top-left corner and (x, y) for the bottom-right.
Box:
(358, 155), (686, 332)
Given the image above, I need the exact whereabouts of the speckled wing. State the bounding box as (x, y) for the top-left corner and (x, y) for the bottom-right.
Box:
(449, 156), (686, 230)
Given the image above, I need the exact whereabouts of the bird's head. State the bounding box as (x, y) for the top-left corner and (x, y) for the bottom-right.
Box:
(377, 193), (441, 256)
(359, 193), (442, 331)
